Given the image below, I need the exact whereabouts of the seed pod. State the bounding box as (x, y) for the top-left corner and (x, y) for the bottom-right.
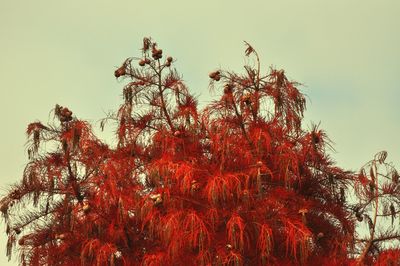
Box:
(114, 67), (126, 78)
(152, 49), (163, 60)
(165, 61), (171, 67)
(209, 71), (220, 79)
(61, 107), (71, 116)
(167, 56), (173, 62)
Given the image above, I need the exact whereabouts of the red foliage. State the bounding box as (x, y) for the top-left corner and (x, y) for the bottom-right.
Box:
(1, 38), (400, 265)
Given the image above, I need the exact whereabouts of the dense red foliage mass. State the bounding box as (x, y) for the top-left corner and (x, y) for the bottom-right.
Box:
(1, 38), (399, 265)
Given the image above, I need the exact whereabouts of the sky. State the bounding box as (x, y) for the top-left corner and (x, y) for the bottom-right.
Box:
(0, 1), (399, 264)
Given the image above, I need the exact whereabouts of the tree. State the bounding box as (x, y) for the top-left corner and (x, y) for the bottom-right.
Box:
(1, 38), (399, 266)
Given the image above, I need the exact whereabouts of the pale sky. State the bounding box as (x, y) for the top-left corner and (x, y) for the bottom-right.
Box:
(1, 1), (399, 265)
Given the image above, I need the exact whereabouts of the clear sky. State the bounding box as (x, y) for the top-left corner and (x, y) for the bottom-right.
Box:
(0, 1), (399, 265)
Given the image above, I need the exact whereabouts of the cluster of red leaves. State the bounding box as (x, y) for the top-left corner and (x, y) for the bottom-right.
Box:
(1, 38), (399, 266)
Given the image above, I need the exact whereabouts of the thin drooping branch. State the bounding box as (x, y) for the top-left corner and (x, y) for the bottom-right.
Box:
(157, 63), (175, 132)
(230, 94), (256, 157)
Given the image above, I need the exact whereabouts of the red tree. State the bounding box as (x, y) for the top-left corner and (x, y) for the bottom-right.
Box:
(1, 38), (399, 265)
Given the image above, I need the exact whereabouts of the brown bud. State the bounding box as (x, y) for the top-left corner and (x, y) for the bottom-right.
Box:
(167, 56), (173, 62)
(152, 49), (163, 60)
(139, 59), (146, 66)
(144, 58), (151, 64)
(114, 67), (126, 78)
(256, 161), (263, 167)
(165, 61), (171, 67)
(61, 107), (71, 117)
(209, 71), (220, 79)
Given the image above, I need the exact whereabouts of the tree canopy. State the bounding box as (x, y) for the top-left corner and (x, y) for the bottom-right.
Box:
(1, 38), (399, 265)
